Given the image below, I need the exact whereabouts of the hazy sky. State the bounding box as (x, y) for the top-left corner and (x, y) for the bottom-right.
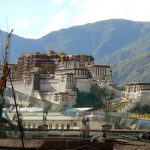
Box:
(1, 0), (150, 39)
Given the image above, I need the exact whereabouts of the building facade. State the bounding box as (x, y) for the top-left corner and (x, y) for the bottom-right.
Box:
(4, 50), (113, 111)
(125, 82), (150, 106)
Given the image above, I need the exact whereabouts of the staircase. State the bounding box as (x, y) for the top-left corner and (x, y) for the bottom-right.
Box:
(123, 96), (141, 112)
(109, 95), (141, 112)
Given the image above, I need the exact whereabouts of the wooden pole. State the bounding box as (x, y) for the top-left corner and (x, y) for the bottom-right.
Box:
(8, 72), (25, 148)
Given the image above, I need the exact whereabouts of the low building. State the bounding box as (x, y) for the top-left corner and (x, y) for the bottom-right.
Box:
(7, 108), (105, 130)
(125, 82), (150, 106)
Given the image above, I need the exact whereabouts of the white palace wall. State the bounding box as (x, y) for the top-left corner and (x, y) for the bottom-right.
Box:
(76, 78), (93, 93)
(7, 79), (34, 96)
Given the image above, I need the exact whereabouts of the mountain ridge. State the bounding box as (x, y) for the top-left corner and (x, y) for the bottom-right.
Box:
(0, 19), (150, 84)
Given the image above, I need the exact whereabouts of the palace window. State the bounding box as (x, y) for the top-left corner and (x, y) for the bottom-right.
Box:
(67, 124), (70, 130)
(54, 95), (59, 101)
(134, 88), (136, 92)
(56, 124), (59, 129)
(61, 124), (64, 129)
(73, 122), (77, 127)
(49, 124), (52, 129)
(28, 123), (31, 129)
(33, 123), (36, 128)
(62, 95), (65, 101)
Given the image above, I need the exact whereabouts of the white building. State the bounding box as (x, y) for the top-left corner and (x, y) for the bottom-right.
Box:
(5, 51), (113, 112)
(125, 82), (150, 106)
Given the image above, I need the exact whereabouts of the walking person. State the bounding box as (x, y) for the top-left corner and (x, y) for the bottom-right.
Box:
(82, 116), (90, 139)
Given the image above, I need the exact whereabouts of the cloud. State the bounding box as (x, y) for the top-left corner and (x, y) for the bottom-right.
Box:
(70, 0), (150, 26)
(51, 0), (65, 6)
(40, 0), (150, 36)
(70, 0), (85, 6)
(6, 0), (150, 38)
(44, 10), (69, 33)
(12, 16), (45, 38)
(14, 16), (43, 30)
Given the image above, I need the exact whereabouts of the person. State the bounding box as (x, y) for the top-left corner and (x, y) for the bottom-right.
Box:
(82, 116), (90, 139)
(0, 77), (6, 119)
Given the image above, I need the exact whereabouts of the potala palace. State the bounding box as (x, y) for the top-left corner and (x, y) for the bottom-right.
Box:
(0, 50), (150, 130)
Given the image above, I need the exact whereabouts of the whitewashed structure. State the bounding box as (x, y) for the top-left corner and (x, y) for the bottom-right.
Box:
(125, 82), (150, 106)
(4, 50), (113, 112)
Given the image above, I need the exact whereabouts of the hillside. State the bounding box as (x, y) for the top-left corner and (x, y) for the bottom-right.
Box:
(39, 19), (145, 61)
(1, 19), (150, 84)
(112, 51), (150, 84)
(0, 31), (43, 63)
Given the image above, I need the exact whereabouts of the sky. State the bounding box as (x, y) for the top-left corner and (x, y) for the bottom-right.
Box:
(1, 0), (150, 39)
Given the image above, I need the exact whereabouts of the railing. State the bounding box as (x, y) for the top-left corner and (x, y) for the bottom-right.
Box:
(5, 129), (148, 139)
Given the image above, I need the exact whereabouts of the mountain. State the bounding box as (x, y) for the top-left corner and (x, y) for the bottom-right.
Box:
(1, 19), (150, 84)
(112, 51), (150, 84)
(0, 31), (43, 63)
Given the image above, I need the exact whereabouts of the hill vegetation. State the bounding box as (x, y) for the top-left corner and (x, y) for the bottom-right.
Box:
(129, 103), (150, 114)
(75, 85), (115, 109)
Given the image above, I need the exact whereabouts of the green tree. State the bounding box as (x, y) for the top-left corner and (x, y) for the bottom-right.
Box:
(129, 103), (150, 114)
(75, 84), (115, 110)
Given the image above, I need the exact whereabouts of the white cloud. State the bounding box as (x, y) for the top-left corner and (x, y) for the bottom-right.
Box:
(71, 0), (150, 26)
(44, 10), (69, 33)
(7, 0), (150, 38)
(51, 0), (65, 6)
(14, 16), (42, 30)
(70, 0), (85, 6)
(39, 0), (150, 36)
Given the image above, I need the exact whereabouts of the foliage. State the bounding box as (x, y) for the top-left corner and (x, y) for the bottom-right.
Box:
(91, 84), (115, 101)
(74, 90), (102, 109)
(129, 102), (150, 114)
(75, 85), (115, 109)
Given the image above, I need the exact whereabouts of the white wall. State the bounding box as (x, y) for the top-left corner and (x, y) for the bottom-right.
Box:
(7, 79), (33, 96)
(140, 90), (150, 106)
(76, 79), (92, 93)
